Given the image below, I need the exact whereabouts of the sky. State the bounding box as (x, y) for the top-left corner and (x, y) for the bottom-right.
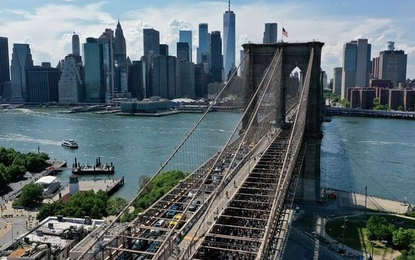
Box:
(1, 0), (415, 79)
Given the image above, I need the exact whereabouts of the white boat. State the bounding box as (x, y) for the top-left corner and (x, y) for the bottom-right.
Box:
(61, 139), (78, 149)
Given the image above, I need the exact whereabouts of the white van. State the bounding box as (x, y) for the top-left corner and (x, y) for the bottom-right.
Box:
(150, 219), (167, 236)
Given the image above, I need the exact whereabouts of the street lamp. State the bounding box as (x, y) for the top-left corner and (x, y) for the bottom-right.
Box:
(341, 216), (348, 253)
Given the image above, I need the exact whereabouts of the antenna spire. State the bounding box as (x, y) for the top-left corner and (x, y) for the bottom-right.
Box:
(228, 0), (231, 11)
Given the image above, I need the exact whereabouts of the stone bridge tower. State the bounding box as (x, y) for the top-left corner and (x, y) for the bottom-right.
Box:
(242, 41), (324, 200)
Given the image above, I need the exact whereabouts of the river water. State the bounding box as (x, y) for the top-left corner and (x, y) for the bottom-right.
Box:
(1, 108), (414, 204)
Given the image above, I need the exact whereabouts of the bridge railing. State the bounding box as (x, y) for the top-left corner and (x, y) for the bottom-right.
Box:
(256, 47), (315, 260)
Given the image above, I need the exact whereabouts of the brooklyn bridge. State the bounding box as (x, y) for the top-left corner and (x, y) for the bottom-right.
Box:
(73, 41), (325, 260)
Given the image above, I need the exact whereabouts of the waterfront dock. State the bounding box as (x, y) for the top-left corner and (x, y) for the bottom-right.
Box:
(72, 157), (115, 175)
(48, 176), (124, 202)
(325, 106), (415, 119)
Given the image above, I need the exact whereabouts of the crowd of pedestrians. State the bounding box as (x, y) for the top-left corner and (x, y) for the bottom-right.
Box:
(194, 136), (290, 259)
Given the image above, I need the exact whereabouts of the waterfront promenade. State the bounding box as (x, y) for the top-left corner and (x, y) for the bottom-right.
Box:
(293, 190), (411, 260)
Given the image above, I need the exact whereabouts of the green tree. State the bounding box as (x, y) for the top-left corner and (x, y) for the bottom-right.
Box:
(14, 183), (44, 208)
(366, 215), (396, 241)
(7, 164), (26, 181)
(340, 99), (350, 108)
(106, 196), (128, 216)
(37, 202), (65, 221)
(393, 228), (414, 249)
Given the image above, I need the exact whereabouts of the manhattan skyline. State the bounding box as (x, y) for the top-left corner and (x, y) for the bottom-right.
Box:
(1, 0), (414, 79)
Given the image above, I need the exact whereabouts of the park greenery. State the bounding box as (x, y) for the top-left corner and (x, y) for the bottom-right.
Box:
(36, 170), (186, 222)
(37, 190), (128, 221)
(326, 214), (415, 259)
(120, 170), (188, 222)
(0, 147), (49, 191)
(12, 183), (44, 208)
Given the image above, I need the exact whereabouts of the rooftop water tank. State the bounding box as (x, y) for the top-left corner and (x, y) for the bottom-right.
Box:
(386, 41), (395, 51)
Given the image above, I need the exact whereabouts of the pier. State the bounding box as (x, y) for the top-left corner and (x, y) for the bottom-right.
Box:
(49, 176), (124, 202)
(325, 106), (415, 119)
(72, 157), (115, 175)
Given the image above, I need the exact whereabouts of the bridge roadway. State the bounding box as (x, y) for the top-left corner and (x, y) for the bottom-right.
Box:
(99, 127), (290, 260)
(187, 129), (291, 260)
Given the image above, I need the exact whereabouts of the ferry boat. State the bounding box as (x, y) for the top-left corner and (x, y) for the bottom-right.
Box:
(61, 139), (79, 149)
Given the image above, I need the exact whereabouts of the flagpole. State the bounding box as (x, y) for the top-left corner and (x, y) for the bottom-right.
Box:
(281, 23), (284, 43)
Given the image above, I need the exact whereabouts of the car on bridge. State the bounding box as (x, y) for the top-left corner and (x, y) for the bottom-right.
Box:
(146, 241), (161, 253)
(189, 200), (201, 211)
(169, 213), (187, 229)
(187, 189), (198, 198)
(150, 219), (167, 236)
(166, 204), (182, 218)
(131, 238), (149, 251)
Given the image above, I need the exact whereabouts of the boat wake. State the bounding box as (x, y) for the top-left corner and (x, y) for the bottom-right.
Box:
(0, 133), (61, 146)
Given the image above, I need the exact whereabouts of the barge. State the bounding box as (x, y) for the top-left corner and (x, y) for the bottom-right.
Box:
(72, 157), (115, 174)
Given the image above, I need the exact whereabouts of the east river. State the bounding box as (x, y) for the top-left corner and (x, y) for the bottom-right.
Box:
(1, 108), (415, 204)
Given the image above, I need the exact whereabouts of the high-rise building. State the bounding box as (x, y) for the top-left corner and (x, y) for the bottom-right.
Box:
(194, 63), (208, 98)
(374, 41), (407, 88)
(177, 42), (190, 62)
(72, 32), (80, 57)
(84, 37), (104, 103)
(179, 30), (192, 62)
(98, 29), (115, 102)
(143, 28), (160, 57)
(341, 39), (371, 100)
(58, 54), (84, 103)
(0, 37), (10, 86)
(114, 21), (127, 93)
(159, 44), (169, 56)
(263, 23), (278, 44)
(128, 60), (146, 100)
(223, 0), (236, 79)
(180, 61), (195, 99)
(197, 23), (209, 64)
(26, 63), (61, 103)
(333, 67), (342, 95)
(10, 43), (34, 102)
(210, 31), (223, 83)
(152, 55), (180, 99)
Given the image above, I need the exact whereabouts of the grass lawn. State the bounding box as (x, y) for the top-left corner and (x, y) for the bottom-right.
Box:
(325, 214), (415, 257)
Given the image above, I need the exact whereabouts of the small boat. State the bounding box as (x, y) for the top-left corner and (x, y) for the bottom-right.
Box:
(61, 139), (79, 149)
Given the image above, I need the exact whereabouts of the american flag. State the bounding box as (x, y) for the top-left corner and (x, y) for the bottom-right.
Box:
(282, 28), (288, 37)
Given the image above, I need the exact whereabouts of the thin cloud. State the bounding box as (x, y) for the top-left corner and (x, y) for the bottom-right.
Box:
(1, 0), (414, 79)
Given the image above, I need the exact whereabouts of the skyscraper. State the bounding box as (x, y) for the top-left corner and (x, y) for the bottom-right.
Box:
(210, 31), (222, 83)
(114, 21), (128, 93)
(98, 29), (115, 102)
(177, 42), (190, 62)
(341, 39), (371, 100)
(180, 61), (195, 99)
(197, 23), (209, 64)
(179, 30), (192, 62)
(128, 60), (146, 100)
(333, 67), (342, 95)
(72, 32), (80, 56)
(159, 44), (169, 56)
(0, 37), (10, 85)
(10, 43), (34, 101)
(143, 28), (160, 57)
(223, 0), (236, 79)
(152, 55), (180, 99)
(26, 63), (61, 103)
(263, 23), (278, 43)
(58, 54), (84, 103)
(84, 37), (104, 103)
(375, 41), (407, 88)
